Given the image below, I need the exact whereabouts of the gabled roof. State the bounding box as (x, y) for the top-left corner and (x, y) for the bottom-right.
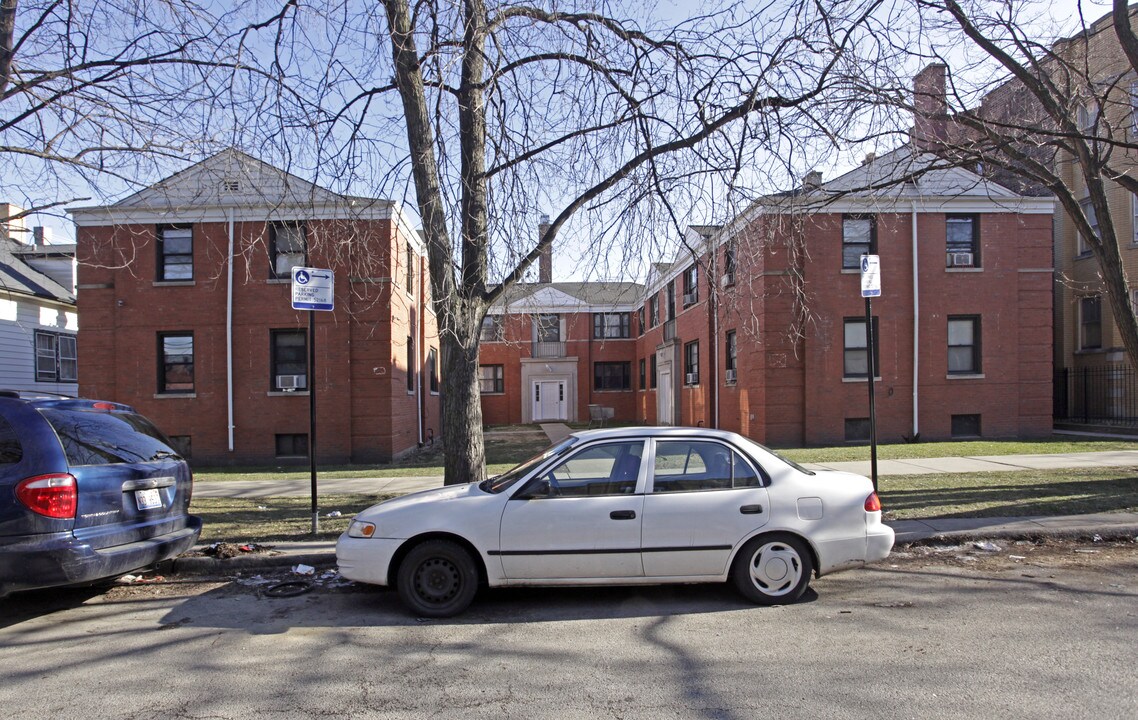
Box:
(67, 148), (408, 232)
(815, 147), (1021, 200)
(104, 148), (390, 211)
(0, 239), (74, 304)
(492, 281), (644, 313)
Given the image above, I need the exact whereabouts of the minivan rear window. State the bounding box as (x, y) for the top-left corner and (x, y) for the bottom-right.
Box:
(38, 408), (181, 466)
(0, 416), (22, 464)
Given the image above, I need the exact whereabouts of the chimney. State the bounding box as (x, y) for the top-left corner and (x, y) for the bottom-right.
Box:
(912, 63), (949, 151)
(862, 152), (876, 166)
(538, 214), (552, 283)
(803, 170), (822, 190)
(33, 226), (52, 246)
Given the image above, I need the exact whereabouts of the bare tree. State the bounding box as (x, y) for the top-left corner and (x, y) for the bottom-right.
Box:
(0, 0), (286, 225)
(891, 0), (1138, 371)
(299, 0), (884, 484)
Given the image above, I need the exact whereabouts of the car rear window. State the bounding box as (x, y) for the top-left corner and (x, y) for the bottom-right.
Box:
(38, 408), (181, 466)
(0, 415), (22, 464)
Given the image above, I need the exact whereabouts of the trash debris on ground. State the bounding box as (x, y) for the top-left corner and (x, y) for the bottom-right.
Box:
(257, 505), (268, 511)
(873, 601), (913, 608)
(1074, 548), (1099, 554)
(116, 574), (165, 584)
(292, 563), (316, 575)
(202, 542), (272, 558)
(326, 510), (342, 518)
(264, 580), (311, 598)
(1008, 555), (1027, 561)
(312, 569), (355, 589)
(972, 541), (1001, 552)
(1092, 534), (1103, 543)
(237, 575), (273, 587)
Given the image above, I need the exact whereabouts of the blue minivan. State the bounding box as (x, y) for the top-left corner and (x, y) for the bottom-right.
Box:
(0, 393), (201, 597)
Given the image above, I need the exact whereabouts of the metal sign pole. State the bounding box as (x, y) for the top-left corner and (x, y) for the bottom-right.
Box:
(291, 266), (333, 537)
(865, 296), (878, 491)
(309, 308), (318, 534)
(860, 254), (881, 492)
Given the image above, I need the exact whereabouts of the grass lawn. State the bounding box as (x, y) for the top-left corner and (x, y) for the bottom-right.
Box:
(189, 465), (1138, 544)
(192, 433), (1138, 483)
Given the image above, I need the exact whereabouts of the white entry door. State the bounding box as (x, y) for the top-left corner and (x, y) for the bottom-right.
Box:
(533, 380), (566, 421)
(657, 365), (673, 425)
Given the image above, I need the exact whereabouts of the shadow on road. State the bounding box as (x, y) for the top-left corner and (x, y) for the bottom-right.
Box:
(153, 580), (819, 633)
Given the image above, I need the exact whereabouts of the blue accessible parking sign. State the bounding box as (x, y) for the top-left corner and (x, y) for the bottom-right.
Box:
(291, 267), (335, 311)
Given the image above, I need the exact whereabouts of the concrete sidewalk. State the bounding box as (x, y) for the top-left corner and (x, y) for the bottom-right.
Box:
(178, 446), (1138, 576)
(192, 449), (1138, 499)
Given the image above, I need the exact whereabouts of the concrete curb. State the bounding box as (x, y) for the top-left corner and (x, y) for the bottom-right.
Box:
(893, 525), (1138, 546)
(168, 552), (337, 576)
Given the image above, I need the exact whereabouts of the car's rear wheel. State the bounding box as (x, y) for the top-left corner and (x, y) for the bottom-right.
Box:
(396, 540), (478, 618)
(732, 534), (813, 605)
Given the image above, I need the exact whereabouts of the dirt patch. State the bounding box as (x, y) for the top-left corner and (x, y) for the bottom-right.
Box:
(888, 537), (1138, 573)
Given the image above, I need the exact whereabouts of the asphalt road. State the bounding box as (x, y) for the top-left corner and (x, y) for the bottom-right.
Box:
(1, 542), (1135, 719)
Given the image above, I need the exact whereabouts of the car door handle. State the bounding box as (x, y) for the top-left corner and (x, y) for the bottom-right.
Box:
(739, 504), (763, 514)
(610, 510), (636, 520)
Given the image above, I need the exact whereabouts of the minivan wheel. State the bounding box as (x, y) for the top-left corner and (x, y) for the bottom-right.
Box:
(396, 540), (478, 618)
(732, 534), (813, 605)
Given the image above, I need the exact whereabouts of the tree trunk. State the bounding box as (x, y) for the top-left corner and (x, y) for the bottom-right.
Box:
(440, 327), (487, 486)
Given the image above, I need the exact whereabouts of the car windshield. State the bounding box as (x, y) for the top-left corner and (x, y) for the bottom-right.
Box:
(480, 437), (579, 493)
(39, 408), (182, 466)
(740, 437), (816, 476)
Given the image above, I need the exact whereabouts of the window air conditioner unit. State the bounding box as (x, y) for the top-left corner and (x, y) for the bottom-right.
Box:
(726, 369), (737, 383)
(721, 272), (735, 287)
(683, 292), (697, 305)
(277, 374), (307, 390)
(685, 373), (699, 385)
(949, 252), (974, 267)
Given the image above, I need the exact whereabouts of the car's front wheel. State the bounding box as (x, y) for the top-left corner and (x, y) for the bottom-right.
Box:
(396, 540), (478, 617)
(732, 534), (813, 605)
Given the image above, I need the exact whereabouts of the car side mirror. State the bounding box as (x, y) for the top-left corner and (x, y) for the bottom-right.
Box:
(515, 477), (552, 500)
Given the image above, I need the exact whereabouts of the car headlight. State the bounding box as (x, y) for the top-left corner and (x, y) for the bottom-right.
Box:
(347, 520), (376, 538)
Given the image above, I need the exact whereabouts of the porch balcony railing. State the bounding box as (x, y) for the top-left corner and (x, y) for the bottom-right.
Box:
(532, 341), (566, 358)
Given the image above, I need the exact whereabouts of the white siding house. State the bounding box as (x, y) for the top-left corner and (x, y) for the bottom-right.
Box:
(1, 210), (78, 396)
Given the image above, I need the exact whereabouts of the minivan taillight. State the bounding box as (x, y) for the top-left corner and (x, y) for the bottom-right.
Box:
(864, 492), (882, 513)
(16, 474), (78, 519)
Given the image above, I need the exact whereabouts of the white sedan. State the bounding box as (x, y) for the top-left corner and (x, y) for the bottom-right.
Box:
(337, 427), (894, 617)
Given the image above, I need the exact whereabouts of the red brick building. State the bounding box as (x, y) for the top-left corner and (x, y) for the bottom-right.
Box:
(70, 150), (440, 464)
(480, 149), (1055, 446)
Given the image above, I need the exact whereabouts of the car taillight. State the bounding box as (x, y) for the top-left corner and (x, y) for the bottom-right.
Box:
(16, 474), (78, 519)
(864, 492), (882, 513)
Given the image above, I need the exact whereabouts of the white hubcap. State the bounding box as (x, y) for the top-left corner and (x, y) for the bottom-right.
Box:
(749, 542), (802, 596)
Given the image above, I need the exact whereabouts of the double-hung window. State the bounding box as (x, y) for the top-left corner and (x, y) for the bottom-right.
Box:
(947, 316), (981, 374)
(271, 329), (308, 391)
(157, 332), (193, 393)
(270, 222), (307, 279)
(842, 215), (876, 269)
(36, 331), (78, 383)
(683, 340), (699, 385)
(594, 362), (632, 391)
(480, 315), (503, 342)
(843, 317), (880, 378)
(593, 312), (630, 339)
(682, 265), (698, 306)
(725, 330), (737, 383)
(1080, 296), (1102, 350)
(1078, 198), (1098, 256)
(157, 225), (193, 281)
(945, 215), (979, 268)
(479, 365), (504, 394)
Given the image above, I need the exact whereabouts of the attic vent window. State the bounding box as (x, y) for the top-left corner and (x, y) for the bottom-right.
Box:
(222, 179), (240, 192)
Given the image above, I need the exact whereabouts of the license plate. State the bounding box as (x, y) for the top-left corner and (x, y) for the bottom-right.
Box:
(135, 488), (163, 511)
